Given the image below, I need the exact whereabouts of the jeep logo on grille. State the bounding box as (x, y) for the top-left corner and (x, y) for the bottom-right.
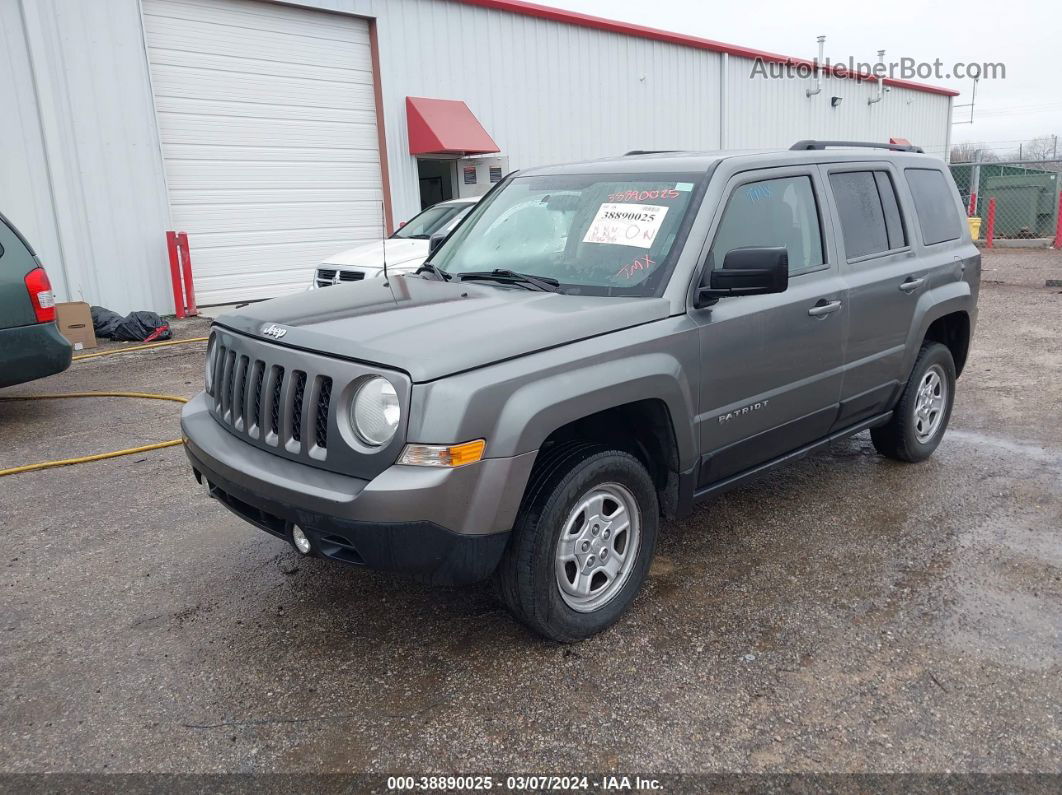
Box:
(261, 324), (287, 339)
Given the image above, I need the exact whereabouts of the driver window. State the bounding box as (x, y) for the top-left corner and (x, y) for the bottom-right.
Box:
(709, 175), (824, 275)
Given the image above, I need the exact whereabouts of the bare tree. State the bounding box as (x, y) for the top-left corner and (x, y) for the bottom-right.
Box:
(1003, 135), (1060, 161)
(950, 142), (979, 163)
(950, 143), (1000, 163)
(1022, 135), (1058, 161)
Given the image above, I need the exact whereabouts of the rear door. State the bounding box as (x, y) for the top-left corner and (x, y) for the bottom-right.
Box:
(822, 163), (924, 426)
(691, 166), (847, 486)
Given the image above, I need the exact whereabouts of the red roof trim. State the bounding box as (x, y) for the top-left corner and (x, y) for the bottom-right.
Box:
(451, 0), (959, 98)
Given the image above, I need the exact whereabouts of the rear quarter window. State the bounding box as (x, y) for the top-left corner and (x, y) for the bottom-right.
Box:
(905, 168), (962, 245)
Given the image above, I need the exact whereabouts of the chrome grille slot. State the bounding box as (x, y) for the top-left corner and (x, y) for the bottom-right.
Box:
(250, 361), (265, 437)
(221, 349), (236, 421)
(232, 355), (249, 430)
(290, 371), (307, 446)
(267, 365), (285, 443)
(210, 343), (227, 403)
(315, 377), (332, 450)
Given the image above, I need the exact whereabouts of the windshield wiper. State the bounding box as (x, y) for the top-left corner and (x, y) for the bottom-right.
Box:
(416, 262), (452, 281)
(457, 269), (561, 292)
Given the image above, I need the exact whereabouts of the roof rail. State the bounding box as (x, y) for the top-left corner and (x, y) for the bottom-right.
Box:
(623, 150), (680, 156)
(790, 140), (924, 153)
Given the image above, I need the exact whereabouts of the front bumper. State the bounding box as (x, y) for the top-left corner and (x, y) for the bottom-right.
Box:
(181, 393), (535, 585)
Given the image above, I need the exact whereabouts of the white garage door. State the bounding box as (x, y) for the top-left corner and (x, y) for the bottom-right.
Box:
(142, 0), (384, 305)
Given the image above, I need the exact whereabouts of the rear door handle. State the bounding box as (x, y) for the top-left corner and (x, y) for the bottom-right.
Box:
(899, 277), (926, 293)
(808, 299), (842, 317)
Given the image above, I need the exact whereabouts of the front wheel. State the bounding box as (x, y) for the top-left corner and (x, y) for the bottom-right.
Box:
(494, 444), (658, 642)
(871, 342), (956, 462)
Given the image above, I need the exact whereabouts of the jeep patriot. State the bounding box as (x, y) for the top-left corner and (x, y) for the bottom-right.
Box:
(182, 141), (979, 641)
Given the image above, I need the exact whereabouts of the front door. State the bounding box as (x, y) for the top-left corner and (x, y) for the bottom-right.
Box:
(691, 168), (846, 487)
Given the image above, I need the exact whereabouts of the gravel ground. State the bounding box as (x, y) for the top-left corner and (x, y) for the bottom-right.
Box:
(0, 250), (1059, 776)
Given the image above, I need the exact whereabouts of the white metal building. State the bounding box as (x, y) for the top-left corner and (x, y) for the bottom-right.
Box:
(1, 0), (957, 312)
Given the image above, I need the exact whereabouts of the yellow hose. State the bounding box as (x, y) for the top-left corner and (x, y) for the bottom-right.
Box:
(1, 346), (199, 471)
(72, 336), (208, 361)
(0, 439), (185, 476)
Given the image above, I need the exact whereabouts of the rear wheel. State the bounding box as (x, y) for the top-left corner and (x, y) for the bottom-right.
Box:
(871, 342), (956, 462)
(495, 443), (658, 642)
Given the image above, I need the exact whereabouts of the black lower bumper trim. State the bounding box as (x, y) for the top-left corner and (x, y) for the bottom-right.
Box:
(188, 449), (509, 586)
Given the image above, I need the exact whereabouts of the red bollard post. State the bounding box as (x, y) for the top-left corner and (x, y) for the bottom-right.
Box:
(166, 231), (186, 318)
(968, 191), (977, 217)
(981, 198), (989, 248)
(177, 232), (198, 316)
(1053, 191), (1062, 249)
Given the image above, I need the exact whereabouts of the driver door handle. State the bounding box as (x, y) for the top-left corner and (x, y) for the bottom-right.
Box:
(808, 299), (842, 317)
(899, 276), (926, 293)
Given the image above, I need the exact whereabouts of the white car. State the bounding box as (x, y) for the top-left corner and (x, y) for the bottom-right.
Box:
(312, 197), (479, 288)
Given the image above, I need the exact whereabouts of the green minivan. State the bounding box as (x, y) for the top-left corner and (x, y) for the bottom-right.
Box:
(0, 212), (71, 388)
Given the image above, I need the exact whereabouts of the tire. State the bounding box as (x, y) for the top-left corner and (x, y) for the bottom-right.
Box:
(871, 342), (956, 462)
(494, 442), (659, 642)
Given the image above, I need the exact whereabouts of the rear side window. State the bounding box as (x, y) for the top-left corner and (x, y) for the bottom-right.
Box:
(830, 171), (888, 259)
(905, 168), (962, 245)
(709, 175), (824, 275)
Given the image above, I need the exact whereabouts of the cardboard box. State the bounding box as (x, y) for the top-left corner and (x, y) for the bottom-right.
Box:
(55, 301), (97, 351)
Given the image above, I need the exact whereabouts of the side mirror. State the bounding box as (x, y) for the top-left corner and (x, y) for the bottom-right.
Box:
(428, 232), (447, 257)
(696, 247), (789, 306)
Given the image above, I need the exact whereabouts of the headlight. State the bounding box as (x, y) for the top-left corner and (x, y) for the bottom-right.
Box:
(205, 335), (216, 394)
(351, 376), (400, 447)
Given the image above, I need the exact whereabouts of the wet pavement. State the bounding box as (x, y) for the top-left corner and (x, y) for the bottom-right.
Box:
(1, 249), (1059, 774)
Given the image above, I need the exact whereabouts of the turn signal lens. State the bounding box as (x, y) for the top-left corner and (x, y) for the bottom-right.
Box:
(398, 439), (486, 468)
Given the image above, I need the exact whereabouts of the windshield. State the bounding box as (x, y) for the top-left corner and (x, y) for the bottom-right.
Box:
(431, 173), (704, 295)
(392, 203), (473, 239)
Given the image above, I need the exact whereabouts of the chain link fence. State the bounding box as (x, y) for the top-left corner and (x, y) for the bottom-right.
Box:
(950, 160), (1062, 248)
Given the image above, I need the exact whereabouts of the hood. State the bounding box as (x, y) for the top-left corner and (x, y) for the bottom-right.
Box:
(321, 238), (428, 270)
(213, 275), (670, 382)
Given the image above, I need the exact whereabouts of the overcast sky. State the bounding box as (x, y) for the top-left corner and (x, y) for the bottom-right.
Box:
(548, 0), (1061, 159)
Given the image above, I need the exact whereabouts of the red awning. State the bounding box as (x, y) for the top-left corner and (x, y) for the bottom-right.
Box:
(406, 97), (499, 156)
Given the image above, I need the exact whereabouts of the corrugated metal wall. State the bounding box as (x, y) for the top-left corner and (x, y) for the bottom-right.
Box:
(0, 0), (64, 293)
(3, 0), (952, 313)
(1, 0), (173, 315)
(300, 0), (725, 224)
(723, 58), (951, 158)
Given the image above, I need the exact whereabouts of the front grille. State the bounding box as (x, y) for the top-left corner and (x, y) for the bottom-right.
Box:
(316, 268), (366, 288)
(208, 344), (332, 459)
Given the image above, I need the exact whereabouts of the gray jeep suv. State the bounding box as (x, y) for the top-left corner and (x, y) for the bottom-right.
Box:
(182, 141), (979, 641)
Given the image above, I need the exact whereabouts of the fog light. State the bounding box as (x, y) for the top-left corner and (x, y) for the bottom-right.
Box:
(292, 526), (312, 555)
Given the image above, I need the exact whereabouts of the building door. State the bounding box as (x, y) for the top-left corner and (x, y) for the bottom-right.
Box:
(416, 159), (456, 209)
(142, 0), (384, 304)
